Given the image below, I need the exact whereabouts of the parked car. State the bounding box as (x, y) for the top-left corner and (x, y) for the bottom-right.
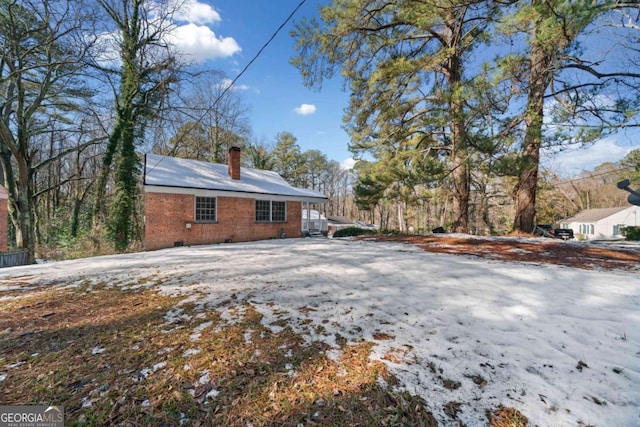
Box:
(534, 224), (574, 240)
(553, 228), (574, 240)
(534, 224), (554, 237)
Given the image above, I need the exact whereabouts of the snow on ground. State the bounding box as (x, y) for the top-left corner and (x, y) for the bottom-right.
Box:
(1, 238), (639, 426)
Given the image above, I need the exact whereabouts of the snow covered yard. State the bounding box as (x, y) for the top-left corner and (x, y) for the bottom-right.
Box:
(0, 238), (638, 426)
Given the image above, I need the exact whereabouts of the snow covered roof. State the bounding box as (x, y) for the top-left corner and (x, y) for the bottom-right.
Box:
(143, 153), (327, 203)
(302, 209), (326, 220)
(563, 206), (630, 223)
(327, 216), (354, 225)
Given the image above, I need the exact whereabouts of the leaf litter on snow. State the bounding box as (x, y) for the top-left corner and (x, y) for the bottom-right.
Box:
(0, 238), (637, 426)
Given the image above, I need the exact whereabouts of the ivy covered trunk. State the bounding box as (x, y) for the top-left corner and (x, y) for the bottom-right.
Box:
(108, 118), (138, 251)
(92, 0), (178, 251)
(12, 190), (36, 264)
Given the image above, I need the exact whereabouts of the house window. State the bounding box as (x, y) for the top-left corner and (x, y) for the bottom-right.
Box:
(272, 201), (286, 222)
(195, 196), (216, 222)
(579, 223), (594, 235)
(255, 200), (286, 222)
(255, 200), (271, 222)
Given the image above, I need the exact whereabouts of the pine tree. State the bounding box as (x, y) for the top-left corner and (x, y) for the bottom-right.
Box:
(292, 0), (502, 232)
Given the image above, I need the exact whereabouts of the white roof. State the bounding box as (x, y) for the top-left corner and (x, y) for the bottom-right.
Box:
(302, 209), (326, 220)
(563, 206), (630, 223)
(143, 153), (327, 203)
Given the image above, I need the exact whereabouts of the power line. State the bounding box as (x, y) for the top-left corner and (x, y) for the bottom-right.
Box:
(216, 0), (307, 102)
(543, 165), (635, 185)
(147, 0), (307, 173)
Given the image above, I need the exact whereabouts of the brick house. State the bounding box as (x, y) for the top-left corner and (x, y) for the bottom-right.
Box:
(143, 147), (328, 251)
(0, 185), (7, 251)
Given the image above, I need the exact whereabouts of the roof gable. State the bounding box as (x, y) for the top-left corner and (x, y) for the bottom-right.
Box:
(143, 153), (327, 202)
(563, 206), (630, 223)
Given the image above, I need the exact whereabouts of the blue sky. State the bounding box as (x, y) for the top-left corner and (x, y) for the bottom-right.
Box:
(166, 0), (639, 174)
(166, 0), (354, 168)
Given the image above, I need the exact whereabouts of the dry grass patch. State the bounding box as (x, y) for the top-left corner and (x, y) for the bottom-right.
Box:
(0, 284), (438, 426)
(486, 405), (529, 427)
(371, 234), (639, 271)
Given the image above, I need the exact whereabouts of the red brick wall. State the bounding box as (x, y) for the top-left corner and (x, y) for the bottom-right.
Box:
(144, 192), (303, 251)
(0, 196), (7, 251)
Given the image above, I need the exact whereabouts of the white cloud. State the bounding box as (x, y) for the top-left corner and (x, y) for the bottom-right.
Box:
(216, 78), (249, 91)
(173, 0), (221, 25)
(92, 1), (239, 65)
(90, 31), (121, 66)
(341, 158), (357, 170)
(545, 137), (635, 174)
(169, 23), (241, 61)
(294, 104), (317, 115)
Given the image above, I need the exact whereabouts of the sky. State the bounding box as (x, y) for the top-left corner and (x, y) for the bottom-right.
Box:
(162, 0), (354, 168)
(162, 0), (640, 174)
(1, 237), (638, 426)
(544, 127), (640, 176)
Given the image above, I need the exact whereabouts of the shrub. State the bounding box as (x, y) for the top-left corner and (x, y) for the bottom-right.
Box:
(332, 227), (377, 238)
(622, 226), (640, 241)
(380, 228), (401, 235)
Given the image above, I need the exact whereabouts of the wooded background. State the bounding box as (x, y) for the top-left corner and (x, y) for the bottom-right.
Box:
(1, 0), (640, 263)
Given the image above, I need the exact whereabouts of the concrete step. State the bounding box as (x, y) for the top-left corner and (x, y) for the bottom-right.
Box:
(306, 231), (325, 238)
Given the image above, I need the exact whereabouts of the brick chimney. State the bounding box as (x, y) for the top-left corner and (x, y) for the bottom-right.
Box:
(228, 146), (241, 180)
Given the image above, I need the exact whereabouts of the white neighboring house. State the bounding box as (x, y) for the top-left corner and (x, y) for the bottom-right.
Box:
(560, 206), (640, 240)
(302, 209), (328, 234)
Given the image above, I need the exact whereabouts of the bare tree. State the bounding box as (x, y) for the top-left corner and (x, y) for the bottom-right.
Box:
(91, 0), (182, 251)
(154, 70), (252, 163)
(0, 0), (97, 262)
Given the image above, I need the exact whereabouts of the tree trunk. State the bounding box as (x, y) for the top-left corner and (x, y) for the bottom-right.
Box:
(93, 121), (122, 225)
(0, 146), (36, 263)
(451, 124), (470, 233)
(396, 202), (404, 232)
(13, 154), (36, 264)
(513, 16), (551, 233)
(110, 117), (138, 251)
(446, 15), (470, 234)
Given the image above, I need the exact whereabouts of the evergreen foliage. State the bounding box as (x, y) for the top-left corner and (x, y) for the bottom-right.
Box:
(293, 0), (640, 234)
(620, 149), (640, 185)
(292, 0), (505, 233)
(2, 0), (640, 259)
(622, 226), (640, 241)
(332, 227), (377, 238)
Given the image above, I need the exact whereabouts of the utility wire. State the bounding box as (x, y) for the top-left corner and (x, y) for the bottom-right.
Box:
(216, 0), (307, 103)
(146, 0), (307, 174)
(544, 165), (635, 185)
